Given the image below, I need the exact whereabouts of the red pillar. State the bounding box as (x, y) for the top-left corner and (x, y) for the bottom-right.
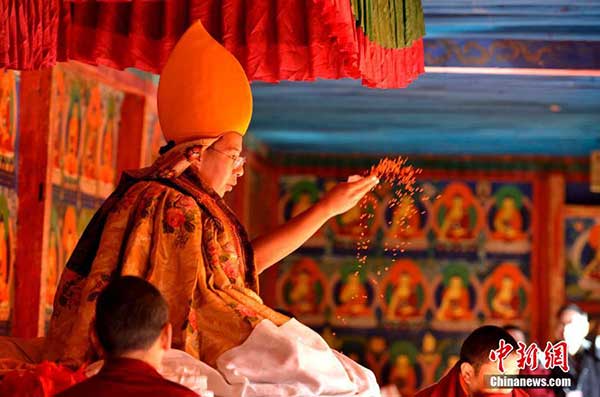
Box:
(13, 69), (53, 337)
(116, 93), (145, 177)
(531, 172), (565, 344)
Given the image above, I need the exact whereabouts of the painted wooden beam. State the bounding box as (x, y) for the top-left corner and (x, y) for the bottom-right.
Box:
(424, 39), (600, 70)
(249, 75), (600, 156)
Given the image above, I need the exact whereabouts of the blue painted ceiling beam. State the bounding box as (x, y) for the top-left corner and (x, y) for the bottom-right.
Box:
(422, 0), (600, 40)
(249, 74), (600, 156)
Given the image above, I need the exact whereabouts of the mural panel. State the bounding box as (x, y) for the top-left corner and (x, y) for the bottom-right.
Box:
(274, 176), (534, 394)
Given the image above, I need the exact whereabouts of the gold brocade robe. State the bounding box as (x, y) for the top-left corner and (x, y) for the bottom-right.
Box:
(46, 141), (287, 367)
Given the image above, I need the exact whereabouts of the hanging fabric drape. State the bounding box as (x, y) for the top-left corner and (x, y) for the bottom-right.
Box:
(0, 0), (425, 88)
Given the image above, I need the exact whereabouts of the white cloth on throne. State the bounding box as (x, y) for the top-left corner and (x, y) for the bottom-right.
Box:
(214, 318), (380, 397)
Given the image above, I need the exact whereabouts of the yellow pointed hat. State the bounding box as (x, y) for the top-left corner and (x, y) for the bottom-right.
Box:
(157, 21), (252, 143)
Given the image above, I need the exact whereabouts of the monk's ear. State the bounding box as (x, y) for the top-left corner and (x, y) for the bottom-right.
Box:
(160, 323), (172, 351)
(90, 319), (106, 358)
(460, 362), (475, 387)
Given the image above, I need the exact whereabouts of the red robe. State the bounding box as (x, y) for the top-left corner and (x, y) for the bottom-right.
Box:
(56, 358), (198, 397)
(416, 364), (529, 397)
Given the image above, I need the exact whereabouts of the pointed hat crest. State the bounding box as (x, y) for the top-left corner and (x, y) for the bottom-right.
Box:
(158, 21), (252, 143)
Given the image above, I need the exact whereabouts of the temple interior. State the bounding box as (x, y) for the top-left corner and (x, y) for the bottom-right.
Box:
(0, 1), (599, 396)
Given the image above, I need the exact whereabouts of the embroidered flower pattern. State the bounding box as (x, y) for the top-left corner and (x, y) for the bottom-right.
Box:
(222, 262), (238, 279)
(237, 306), (257, 318)
(166, 207), (186, 228)
(205, 222), (241, 283)
(162, 194), (199, 247)
(228, 303), (258, 323)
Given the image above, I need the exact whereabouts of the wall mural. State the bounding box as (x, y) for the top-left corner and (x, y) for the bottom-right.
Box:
(276, 176), (533, 395)
(0, 70), (18, 175)
(0, 70), (18, 335)
(44, 187), (101, 325)
(0, 187), (17, 335)
(140, 99), (165, 167)
(563, 205), (600, 308)
(50, 65), (124, 197)
(45, 65), (124, 327)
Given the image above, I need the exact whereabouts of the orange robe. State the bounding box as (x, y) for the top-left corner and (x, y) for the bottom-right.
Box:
(45, 141), (287, 367)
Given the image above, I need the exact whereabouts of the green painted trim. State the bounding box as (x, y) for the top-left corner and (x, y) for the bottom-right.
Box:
(351, 0), (425, 49)
(262, 151), (589, 174)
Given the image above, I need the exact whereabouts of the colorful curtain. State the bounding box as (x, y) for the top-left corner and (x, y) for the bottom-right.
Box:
(0, 0), (425, 88)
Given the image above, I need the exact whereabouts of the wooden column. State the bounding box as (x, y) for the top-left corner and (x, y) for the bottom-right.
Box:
(13, 69), (53, 337)
(531, 172), (565, 344)
(116, 93), (146, 177)
(547, 173), (566, 341)
(253, 156), (282, 308)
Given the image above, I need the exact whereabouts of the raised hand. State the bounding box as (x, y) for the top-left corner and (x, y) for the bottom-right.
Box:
(319, 175), (379, 218)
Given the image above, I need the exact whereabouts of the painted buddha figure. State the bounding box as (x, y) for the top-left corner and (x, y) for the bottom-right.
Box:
(436, 275), (471, 321)
(365, 336), (388, 383)
(337, 273), (369, 316)
(64, 103), (81, 177)
(337, 203), (364, 237)
(387, 272), (417, 320)
(289, 190), (327, 240)
(421, 333), (436, 356)
(583, 224), (600, 282)
(99, 123), (115, 184)
(439, 195), (471, 241)
(493, 196), (525, 241)
(388, 196), (420, 239)
(288, 269), (317, 314)
(389, 354), (417, 397)
(417, 333), (441, 386)
(491, 275), (519, 319)
(82, 87), (102, 180)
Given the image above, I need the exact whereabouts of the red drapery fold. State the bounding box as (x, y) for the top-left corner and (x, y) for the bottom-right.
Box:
(0, 0), (424, 89)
